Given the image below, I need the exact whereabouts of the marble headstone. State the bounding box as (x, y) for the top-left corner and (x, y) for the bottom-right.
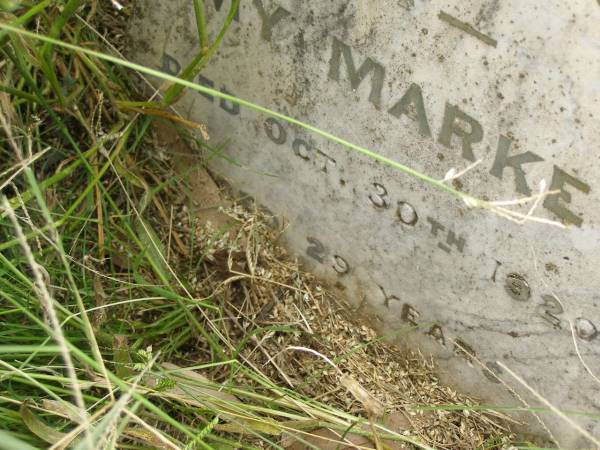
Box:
(129, 1), (600, 445)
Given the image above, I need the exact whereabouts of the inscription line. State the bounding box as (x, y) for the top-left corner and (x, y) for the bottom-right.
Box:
(438, 11), (498, 48)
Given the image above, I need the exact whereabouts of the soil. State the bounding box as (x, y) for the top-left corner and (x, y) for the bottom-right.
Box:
(149, 120), (516, 449)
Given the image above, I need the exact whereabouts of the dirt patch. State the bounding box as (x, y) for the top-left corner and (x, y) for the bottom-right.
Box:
(152, 120), (515, 449)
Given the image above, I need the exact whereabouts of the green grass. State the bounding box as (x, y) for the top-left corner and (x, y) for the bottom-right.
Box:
(0, 2), (596, 450)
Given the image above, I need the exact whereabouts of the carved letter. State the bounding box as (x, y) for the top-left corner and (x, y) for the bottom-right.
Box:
(446, 230), (466, 253)
(328, 37), (385, 109)
(490, 135), (544, 195)
(196, 74), (215, 102)
(401, 304), (420, 325)
(426, 216), (445, 236)
(388, 83), (431, 137)
(264, 118), (287, 144)
(253, 0), (291, 41)
(219, 88), (239, 115)
(438, 103), (483, 161)
(161, 53), (181, 76)
(543, 166), (590, 227)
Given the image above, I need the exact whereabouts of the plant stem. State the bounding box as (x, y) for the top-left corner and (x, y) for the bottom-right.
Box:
(192, 0), (209, 54)
(0, 0), (52, 42)
(161, 0), (240, 106)
(41, 0), (84, 57)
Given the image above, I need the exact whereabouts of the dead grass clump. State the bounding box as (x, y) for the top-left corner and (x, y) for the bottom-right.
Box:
(161, 173), (514, 449)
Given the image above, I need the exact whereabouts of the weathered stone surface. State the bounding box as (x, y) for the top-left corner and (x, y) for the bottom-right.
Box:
(130, 1), (600, 445)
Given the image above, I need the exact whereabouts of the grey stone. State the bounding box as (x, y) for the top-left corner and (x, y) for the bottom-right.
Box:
(129, 1), (600, 446)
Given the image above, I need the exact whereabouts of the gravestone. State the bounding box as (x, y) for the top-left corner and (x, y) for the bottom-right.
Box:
(129, 1), (600, 445)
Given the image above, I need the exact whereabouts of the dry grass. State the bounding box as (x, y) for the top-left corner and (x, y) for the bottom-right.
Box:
(145, 140), (515, 448)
